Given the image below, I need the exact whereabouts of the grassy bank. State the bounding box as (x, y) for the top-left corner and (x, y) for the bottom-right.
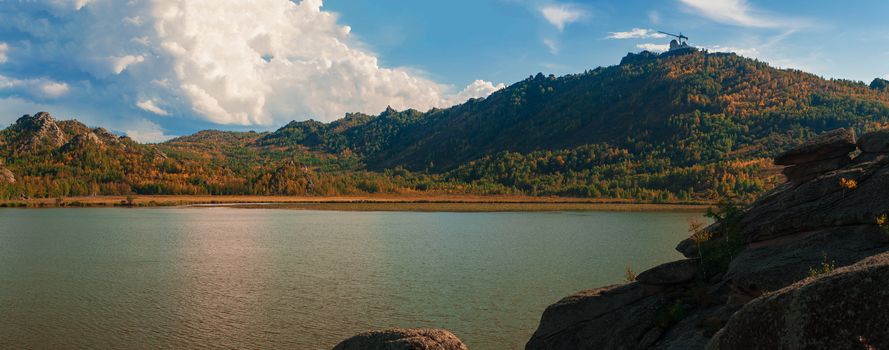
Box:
(0, 195), (712, 212)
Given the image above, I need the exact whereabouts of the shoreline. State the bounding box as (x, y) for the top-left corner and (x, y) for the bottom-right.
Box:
(0, 195), (712, 212)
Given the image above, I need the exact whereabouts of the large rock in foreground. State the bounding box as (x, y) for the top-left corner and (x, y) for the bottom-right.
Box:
(333, 328), (469, 350)
(773, 128), (856, 166)
(708, 252), (889, 349)
(525, 283), (671, 350)
(774, 128), (856, 183)
(858, 129), (889, 153)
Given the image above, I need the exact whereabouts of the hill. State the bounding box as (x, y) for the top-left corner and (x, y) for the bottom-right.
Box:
(2, 51), (889, 201)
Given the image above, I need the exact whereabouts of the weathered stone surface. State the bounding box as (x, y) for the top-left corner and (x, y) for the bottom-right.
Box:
(92, 127), (120, 144)
(675, 238), (699, 259)
(871, 77), (889, 91)
(333, 328), (468, 350)
(708, 252), (889, 349)
(858, 129), (889, 153)
(737, 155), (889, 243)
(637, 259), (698, 285)
(774, 128), (856, 165)
(10, 112), (68, 154)
(655, 305), (737, 349)
(780, 155), (851, 183)
(0, 165), (14, 184)
(723, 225), (889, 294)
(526, 282), (669, 350)
(64, 132), (104, 150)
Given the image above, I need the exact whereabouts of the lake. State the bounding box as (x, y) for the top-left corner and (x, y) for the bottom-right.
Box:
(0, 208), (704, 349)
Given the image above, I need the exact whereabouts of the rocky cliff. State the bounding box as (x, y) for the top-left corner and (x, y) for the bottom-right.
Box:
(526, 128), (889, 349)
(7, 112), (69, 155)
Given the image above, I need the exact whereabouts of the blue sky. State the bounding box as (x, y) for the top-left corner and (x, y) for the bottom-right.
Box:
(325, 0), (889, 85)
(0, 0), (887, 142)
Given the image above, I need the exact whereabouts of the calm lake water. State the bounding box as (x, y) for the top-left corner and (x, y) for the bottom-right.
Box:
(0, 208), (704, 349)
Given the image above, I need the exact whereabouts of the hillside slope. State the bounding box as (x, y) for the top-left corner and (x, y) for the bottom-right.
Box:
(269, 51), (889, 172)
(2, 51), (889, 201)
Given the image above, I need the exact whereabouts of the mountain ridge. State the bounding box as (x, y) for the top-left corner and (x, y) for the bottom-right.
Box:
(2, 50), (888, 201)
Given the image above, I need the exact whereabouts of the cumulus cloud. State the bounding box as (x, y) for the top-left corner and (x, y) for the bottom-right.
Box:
(123, 119), (173, 143)
(444, 80), (506, 107)
(136, 99), (170, 116)
(0, 42), (7, 63)
(539, 4), (587, 31)
(608, 28), (667, 40)
(679, 0), (808, 29)
(636, 43), (670, 53)
(0, 75), (70, 99)
(0, 0), (504, 137)
(109, 55), (145, 75)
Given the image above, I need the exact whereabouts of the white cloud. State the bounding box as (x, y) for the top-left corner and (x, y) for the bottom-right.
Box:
(0, 75), (70, 99)
(444, 80), (506, 107)
(122, 119), (174, 143)
(48, 0), (93, 11)
(543, 38), (559, 55)
(679, 0), (807, 29)
(0, 0), (503, 128)
(636, 43), (670, 53)
(147, 0), (500, 125)
(608, 28), (667, 40)
(539, 4), (587, 31)
(38, 81), (70, 98)
(109, 55), (145, 75)
(136, 99), (170, 116)
(0, 42), (7, 63)
(706, 45), (761, 58)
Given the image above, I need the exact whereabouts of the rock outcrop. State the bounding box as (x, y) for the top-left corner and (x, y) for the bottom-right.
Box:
(9, 112), (68, 155)
(526, 128), (889, 349)
(333, 328), (469, 350)
(525, 283), (672, 350)
(92, 127), (121, 144)
(773, 128), (855, 183)
(0, 163), (14, 184)
(871, 77), (889, 91)
(709, 252), (889, 349)
(63, 131), (104, 151)
(858, 129), (889, 153)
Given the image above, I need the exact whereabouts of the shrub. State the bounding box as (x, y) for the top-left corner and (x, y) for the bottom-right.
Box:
(839, 177), (858, 190)
(808, 252), (836, 278)
(625, 265), (637, 282)
(877, 214), (889, 236)
(695, 200), (745, 277)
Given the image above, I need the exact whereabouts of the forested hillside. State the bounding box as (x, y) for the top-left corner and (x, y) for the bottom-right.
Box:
(2, 50), (888, 201)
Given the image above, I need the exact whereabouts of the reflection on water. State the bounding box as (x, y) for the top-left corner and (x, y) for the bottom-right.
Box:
(0, 208), (705, 349)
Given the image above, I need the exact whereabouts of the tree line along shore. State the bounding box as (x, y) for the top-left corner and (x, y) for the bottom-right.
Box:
(0, 194), (711, 212)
